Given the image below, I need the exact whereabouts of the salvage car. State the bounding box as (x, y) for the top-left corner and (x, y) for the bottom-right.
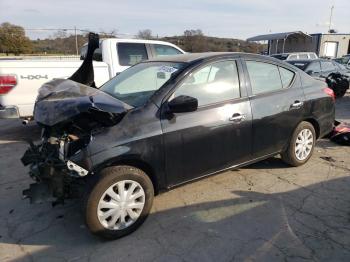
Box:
(22, 51), (335, 239)
(287, 59), (350, 98)
(334, 54), (350, 69)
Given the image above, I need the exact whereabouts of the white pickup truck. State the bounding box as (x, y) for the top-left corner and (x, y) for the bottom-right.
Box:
(0, 38), (184, 120)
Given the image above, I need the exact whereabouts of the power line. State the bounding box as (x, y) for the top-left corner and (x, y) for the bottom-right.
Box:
(24, 28), (136, 37)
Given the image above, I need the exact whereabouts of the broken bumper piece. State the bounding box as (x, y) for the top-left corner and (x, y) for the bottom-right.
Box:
(67, 160), (89, 177)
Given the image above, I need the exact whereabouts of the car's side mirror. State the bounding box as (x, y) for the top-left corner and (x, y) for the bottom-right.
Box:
(168, 95), (198, 113)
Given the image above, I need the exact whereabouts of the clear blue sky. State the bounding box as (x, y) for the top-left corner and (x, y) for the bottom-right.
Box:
(0, 0), (348, 40)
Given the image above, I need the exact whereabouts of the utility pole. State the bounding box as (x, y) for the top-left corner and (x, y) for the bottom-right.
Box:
(328, 5), (334, 33)
(75, 26), (78, 55)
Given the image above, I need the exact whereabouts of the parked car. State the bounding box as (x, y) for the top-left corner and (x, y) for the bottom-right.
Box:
(271, 52), (318, 61)
(0, 39), (185, 120)
(287, 59), (350, 97)
(333, 54), (350, 69)
(287, 59), (350, 78)
(22, 52), (335, 239)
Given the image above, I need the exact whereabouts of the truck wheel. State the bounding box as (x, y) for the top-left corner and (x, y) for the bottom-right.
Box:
(281, 121), (316, 167)
(85, 166), (154, 239)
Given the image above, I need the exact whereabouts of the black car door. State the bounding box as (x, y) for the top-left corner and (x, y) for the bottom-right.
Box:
(161, 59), (252, 186)
(243, 59), (305, 158)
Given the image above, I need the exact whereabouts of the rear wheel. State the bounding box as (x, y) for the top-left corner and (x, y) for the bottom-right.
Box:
(281, 121), (316, 167)
(85, 166), (154, 239)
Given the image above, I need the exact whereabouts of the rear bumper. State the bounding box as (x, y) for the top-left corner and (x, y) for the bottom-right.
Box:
(0, 105), (19, 119)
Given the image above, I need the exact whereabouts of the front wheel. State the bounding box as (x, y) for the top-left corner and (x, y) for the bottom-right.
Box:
(281, 121), (316, 167)
(85, 166), (154, 239)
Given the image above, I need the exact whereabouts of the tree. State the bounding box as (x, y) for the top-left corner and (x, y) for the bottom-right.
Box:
(137, 29), (153, 39)
(0, 22), (32, 55)
(183, 29), (206, 52)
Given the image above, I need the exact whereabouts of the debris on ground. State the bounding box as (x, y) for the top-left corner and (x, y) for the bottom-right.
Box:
(320, 156), (336, 162)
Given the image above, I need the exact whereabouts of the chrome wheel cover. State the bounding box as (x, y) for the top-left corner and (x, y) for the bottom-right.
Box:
(97, 180), (145, 230)
(295, 129), (314, 161)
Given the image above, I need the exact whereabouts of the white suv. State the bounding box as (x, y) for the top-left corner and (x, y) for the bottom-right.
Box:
(271, 52), (318, 61)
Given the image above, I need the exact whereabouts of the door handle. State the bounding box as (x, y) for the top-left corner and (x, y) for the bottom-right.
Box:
(290, 101), (304, 109)
(229, 113), (245, 122)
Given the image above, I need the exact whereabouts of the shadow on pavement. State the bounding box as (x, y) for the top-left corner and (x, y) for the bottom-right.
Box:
(1, 176), (349, 262)
(0, 120), (41, 142)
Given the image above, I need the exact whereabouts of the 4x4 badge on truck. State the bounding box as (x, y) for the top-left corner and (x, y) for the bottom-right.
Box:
(20, 75), (48, 80)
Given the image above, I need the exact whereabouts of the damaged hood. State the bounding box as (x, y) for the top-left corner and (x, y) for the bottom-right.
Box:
(34, 79), (133, 126)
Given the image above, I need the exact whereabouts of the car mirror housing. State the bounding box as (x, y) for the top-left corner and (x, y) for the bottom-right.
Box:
(168, 95), (198, 113)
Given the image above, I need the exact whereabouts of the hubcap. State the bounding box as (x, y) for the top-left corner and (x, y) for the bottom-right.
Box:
(97, 180), (145, 230)
(295, 129), (313, 161)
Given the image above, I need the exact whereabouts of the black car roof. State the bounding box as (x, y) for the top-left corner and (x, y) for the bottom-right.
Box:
(146, 52), (281, 64)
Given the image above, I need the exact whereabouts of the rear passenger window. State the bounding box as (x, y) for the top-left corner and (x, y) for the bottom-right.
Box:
(279, 67), (295, 88)
(117, 43), (148, 66)
(153, 44), (182, 57)
(174, 60), (240, 106)
(246, 61), (282, 94)
(288, 55), (298, 60)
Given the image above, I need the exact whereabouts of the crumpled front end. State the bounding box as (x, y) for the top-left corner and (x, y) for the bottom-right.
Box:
(21, 78), (131, 205)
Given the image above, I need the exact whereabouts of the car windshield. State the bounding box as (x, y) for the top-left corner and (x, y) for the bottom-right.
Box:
(287, 61), (310, 70)
(100, 62), (185, 107)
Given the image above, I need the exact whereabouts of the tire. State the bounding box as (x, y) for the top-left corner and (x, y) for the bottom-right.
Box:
(85, 165), (154, 239)
(281, 121), (316, 167)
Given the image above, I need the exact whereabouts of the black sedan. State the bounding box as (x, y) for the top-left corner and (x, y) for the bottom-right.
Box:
(22, 53), (335, 239)
(287, 58), (350, 78)
(287, 59), (350, 97)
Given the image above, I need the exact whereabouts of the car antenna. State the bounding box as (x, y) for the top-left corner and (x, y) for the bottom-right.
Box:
(69, 32), (99, 87)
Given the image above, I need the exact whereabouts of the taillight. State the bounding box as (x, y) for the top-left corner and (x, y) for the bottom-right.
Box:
(0, 75), (17, 95)
(323, 87), (335, 102)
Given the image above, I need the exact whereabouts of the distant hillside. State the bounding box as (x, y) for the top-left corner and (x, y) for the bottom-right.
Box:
(31, 34), (265, 55)
(31, 35), (88, 54)
(162, 35), (265, 53)
(0, 23), (265, 55)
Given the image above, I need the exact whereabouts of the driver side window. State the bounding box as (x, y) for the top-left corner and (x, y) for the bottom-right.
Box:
(173, 60), (240, 107)
(306, 62), (321, 73)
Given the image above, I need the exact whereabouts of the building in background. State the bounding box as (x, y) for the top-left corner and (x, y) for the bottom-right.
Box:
(247, 31), (350, 58)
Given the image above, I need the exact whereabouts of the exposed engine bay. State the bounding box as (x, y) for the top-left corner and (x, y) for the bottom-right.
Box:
(21, 105), (120, 204)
